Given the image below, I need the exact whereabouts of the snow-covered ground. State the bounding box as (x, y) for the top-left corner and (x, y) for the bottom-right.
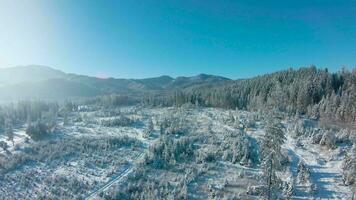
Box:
(283, 129), (352, 199)
(0, 125), (28, 153)
(0, 106), (354, 199)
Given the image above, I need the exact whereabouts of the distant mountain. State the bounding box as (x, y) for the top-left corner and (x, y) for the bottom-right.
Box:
(0, 65), (231, 101)
(0, 65), (66, 86)
(136, 75), (174, 90)
(0, 79), (101, 101)
(168, 74), (230, 89)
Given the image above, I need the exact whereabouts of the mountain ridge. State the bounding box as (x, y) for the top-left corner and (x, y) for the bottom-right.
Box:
(0, 65), (231, 101)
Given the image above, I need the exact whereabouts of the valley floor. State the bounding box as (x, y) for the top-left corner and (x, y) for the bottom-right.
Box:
(0, 106), (354, 199)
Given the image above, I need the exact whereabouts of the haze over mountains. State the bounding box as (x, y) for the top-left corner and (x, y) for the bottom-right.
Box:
(0, 65), (231, 101)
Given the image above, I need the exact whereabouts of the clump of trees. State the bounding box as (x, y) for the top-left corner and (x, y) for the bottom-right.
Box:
(219, 130), (259, 166)
(145, 136), (195, 169)
(159, 112), (188, 136)
(0, 101), (59, 141)
(0, 134), (142, 199)
(105, 167), (188, 200)
(87, 94), (139, 108)
(25, 121), (53, 141)
(0, 101), (59, 124)
(287, 118), (355, 150)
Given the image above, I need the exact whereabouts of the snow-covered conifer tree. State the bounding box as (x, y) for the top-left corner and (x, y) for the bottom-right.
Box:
(261, 120), (286, 199)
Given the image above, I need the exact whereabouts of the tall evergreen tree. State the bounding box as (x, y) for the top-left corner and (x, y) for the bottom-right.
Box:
(5, 119), (14, 146)
(261, 120), (286, 199)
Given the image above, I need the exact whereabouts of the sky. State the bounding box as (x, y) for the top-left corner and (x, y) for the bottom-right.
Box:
(0, 0), (355, 79)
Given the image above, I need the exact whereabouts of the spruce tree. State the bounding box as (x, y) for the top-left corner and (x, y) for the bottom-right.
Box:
(261, 120), (286, 199)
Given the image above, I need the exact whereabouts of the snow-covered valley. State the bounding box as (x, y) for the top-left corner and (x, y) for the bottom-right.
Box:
(0, 106), (355, 199)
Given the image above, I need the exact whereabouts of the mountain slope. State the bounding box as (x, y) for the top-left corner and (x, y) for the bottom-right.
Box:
(0, 78), (101, 101)
(0, 65), (66, 86)
(168, 73), (231, 89)
(0, 66), (231, 101)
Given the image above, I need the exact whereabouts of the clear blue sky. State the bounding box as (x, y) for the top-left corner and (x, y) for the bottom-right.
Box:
(0, 0), (355, 79)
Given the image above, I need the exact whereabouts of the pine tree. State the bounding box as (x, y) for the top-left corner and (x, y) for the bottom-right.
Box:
(0, 141), (9, 152)
(261, 120), (286, 199)
(6, 124), (14, 146)
(5, 119), (14, 146)
(63, 112), (69, 126)
(148, 118), (154, 133)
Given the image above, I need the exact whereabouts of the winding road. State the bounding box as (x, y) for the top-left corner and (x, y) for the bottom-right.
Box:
(85, 152), (145, 200)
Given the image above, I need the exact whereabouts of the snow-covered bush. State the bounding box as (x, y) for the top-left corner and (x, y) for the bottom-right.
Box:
(220, 131), (259, 166)
(282, 176), (295, 199)
(342, 145), (356, 186)
(94, 109), (121, 117)
(319, 130), (336, 149)
(336, 129), (353, 145)
(311, 131), (323, 144)
(287, 119), (317, 139)
(297, 161), (312, 185)
(81, 113), (98, 125)
(40, 175), (91, 199)
(246, 184), (266, 196)
(196, 148), (218, 163)
(105, 166), (190, 200)
(101, 115), (134, 127)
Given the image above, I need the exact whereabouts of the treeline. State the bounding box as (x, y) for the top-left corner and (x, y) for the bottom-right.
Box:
(0, 101), (58, 127)
(84, 94), (140, 108)
(83, 66), (355, 123)
(166, 67), (356, 123)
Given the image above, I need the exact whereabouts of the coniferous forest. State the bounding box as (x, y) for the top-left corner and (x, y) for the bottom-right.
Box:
(0, 66), (355, 199)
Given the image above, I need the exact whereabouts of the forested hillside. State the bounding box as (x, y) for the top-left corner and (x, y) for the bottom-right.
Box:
(168, 67), (356, 123)
(1, 66), (355, 123)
